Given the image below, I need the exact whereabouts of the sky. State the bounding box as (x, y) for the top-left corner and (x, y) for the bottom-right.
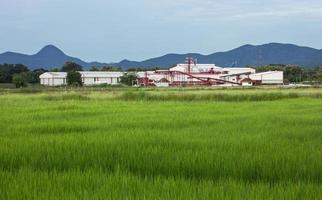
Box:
(0, 0), (322, 63)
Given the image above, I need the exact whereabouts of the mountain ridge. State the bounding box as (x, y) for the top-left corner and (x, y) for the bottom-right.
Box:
(0, 45), (108, 69)
(110, 43), (322, 68)
(0, 43), (322, 69)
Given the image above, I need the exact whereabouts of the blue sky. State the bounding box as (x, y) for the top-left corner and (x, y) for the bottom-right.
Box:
(0, 0), (322, 62)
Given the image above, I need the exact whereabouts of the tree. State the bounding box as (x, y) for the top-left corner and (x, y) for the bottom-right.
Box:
(0, 64), (29, 83)
(315, 68), (322, 83)
(284, 66), (303, 82)
(120, 73), (137, 86)
(12, 73), (28, 88)
(90, 66), (100, 71)
(50, 68), (60, 72)
(11, 64), (29, 74)
(27, 68), (48, 84)
(67, 71), (83, 86)
(0, 64), (12, 83)
(101, 66), (121, 71)
(61, 62), (83, 72)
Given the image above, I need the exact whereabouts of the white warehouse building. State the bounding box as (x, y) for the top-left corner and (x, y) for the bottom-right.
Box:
(40, 71), (124, 86)
(40, 72), (67, 86)
(249, 71), (284, 84)
(79, 71), (123, 85)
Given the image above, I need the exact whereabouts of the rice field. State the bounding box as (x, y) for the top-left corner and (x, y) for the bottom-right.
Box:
(0, 88), (321, 199)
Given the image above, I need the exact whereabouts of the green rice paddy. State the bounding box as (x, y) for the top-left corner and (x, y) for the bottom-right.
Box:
(0, 88), (321, 199)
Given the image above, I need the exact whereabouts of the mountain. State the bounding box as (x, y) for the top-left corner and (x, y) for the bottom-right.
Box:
(0, 45), (107, 69)
(110, 43), (322, 68)
(0, 43), (322, 69)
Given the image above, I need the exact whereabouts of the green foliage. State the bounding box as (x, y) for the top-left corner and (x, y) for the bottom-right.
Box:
(315, 68), (322, 82)
(67, 71), (83, 86)
(61, 62), (83, 72)
(63, 63), (83, 87)
(0, 64), (29, 83)
(27, 68), (48, 84)
(120, 73), (137, 86)
(0, 92), (321, 199)
(119, 91), (300, 101)
(89, 66), (100, 71)
(10, 64), (29, 74)
(101, 66), (122, 71)
(0, 64), (48, 85)
(90, 66), (122, 72)
(12, 73), (28, 88)
(50, 68), (60, 72)
(42, 93), (90, 101)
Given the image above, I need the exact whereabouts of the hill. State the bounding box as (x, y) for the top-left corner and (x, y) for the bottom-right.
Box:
(0, 43), (321, 69)
(0, 45), (107, 69)
(111, 43), (322, 68)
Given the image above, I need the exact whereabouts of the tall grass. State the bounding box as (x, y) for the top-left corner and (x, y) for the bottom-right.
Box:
(0, 91), (321, 199)
(118, 90), (301, 101)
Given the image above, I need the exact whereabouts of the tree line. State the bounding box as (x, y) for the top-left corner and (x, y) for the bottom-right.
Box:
(0, 64), (47, 87)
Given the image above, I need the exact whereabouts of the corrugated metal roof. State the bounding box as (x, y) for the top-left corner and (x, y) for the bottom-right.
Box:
(40, 71), (124, 79)
(79, 71), (124, 78)
(39, 72), (67, 78)
(251, 71), (283, 75)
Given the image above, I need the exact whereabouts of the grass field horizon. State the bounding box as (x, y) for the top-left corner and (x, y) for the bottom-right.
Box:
(0, 88), (321, 199)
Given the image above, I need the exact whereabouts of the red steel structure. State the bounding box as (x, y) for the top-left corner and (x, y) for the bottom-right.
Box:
(137, 58), (254, 87)
(155, 70), (242, 86)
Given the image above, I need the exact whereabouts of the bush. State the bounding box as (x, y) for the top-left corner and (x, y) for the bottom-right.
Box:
(120, 73), (137, 86)
(67, 71), (83, 86)
(12, 73), (28, 88)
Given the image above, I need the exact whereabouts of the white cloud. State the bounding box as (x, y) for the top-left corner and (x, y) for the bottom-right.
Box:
(144, 0), (322, 22)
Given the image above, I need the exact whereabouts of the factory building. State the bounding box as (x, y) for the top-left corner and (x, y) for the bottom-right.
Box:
(40, 71), (124, 86)
(137, 58), (284, 87)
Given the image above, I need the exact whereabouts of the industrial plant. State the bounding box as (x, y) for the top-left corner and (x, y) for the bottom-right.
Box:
(40, 58), (284, 87)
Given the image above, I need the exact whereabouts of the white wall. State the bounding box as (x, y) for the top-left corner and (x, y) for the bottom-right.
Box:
(82, 77), (120, 85)
(40, 78), (66, 86)
(221, 75), (238, 83)
(170, 64), (221, 73)
(242, 81), (253, 86)
(250, 71), (283, 84)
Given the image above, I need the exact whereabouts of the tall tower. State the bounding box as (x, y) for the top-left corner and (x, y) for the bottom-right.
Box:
(185, 57), (196, 73)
